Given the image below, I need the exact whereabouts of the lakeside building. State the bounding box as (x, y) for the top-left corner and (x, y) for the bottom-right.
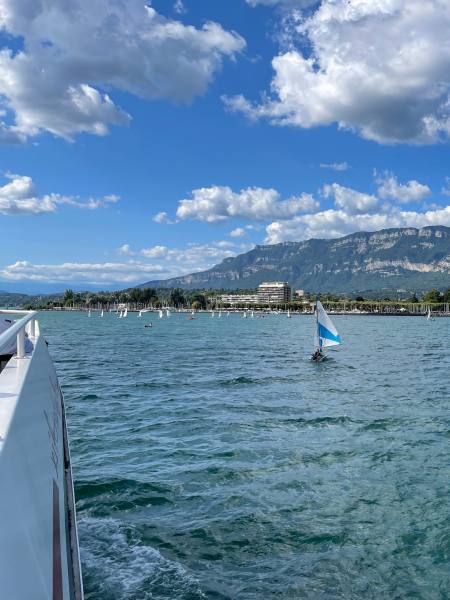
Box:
(218, 294), (259, 305)
(257, 282), (292, 303)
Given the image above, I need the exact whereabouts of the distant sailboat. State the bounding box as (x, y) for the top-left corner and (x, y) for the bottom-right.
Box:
(88, 309), (91, 317)
(118, 310), (123, 319)
(287, 309), (291, 318)
(312, 300), (341, 362)
(138, 310), (142, 318)
(159, 309), (163, 319)
(123, 308), (128, 318)
(218, 311), (222, 318)
(227, 311), (230, 317)
(426, 307), (435, 321)
(251, 310), (254, 318)
(211, 311), (215, 318)
(243, 311), (247, 318)
(100, 309), (104, 318)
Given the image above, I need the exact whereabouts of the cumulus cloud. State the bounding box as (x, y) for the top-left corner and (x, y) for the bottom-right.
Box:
(376, 172), (432, 203)
(323, 183), (378, 215)
(226, 0), (450, 144)
(245, 0), (316, 7)
(152, 211), (177, 224)
(0, 172), (118, 215)
(320, 162), (349, 172)
(0, 0), (245, 142)
(0, 260), (167, 284)
(230, 227), (246, 238)
(175, 185), (319, 222)
(117, 244), (134, 256)
(0, 238), (248, 284)
(140, 241), (237, 266)
(265, 205), (450, 243)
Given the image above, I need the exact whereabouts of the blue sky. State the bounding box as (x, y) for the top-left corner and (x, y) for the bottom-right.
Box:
(0, 0), (450, 292)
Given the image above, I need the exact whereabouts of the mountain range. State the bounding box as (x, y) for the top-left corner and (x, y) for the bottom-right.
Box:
(141, 226), (450, 294)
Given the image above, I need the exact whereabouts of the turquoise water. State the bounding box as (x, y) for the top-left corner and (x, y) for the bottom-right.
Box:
(41, 311), (450, 599)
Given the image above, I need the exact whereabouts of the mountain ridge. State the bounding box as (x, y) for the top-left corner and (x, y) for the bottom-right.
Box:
(141, 226), (450, 293)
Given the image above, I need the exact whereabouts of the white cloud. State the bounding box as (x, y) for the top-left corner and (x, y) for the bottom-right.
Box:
(140, 242), (236, 266)
(245, 0), (315, 7)
(320, 162), (349, 172)
(152, 211), (177, 224)
(175, 185), (319, 222)
(0, 260), (167, 284)
(0, 172), (118, 215)
(323, 183), (378, 215)
(376, 172), (432, 203)
(173, 0), (187, 14)
(226, 0), (450, 144)
(117, 244), (134, 256)
(0, 239), (246, 285)
(266, 205), (450, 243)
(0, 0), (245, 142)
(230, 227), (246, 238)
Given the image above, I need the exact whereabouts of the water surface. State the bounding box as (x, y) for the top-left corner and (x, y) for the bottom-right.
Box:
(40, 311), (450, 599)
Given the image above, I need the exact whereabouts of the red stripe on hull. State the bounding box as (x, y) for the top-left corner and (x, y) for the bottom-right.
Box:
(53, 479), (63, 600)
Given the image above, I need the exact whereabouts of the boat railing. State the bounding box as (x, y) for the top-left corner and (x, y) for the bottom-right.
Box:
(0, 309), (38, 358)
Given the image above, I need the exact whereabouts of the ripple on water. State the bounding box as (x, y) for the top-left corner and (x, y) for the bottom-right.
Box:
(38, 312), (450, 599)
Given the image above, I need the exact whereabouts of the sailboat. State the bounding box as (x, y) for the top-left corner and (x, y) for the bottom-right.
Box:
(251, 310), (254, 318)
(426, 307), (435, 321)
(159, 309), (163, 319)
(218, 311), (222, 318)
(211, 311), (215, 318)
(88, 309), (91, 317)
(138, 310), (142, 318)
(312, 300), (341, 362)
(118, 310), (123, 318)
(287, 309), (291, 318)
(100, 309), (104, 318)
(123, 308), (128, 318)
(166, 309), (171, 318)
(243, 311), (247, 318)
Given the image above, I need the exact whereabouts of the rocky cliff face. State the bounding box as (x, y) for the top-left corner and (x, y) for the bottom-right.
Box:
(142, 226), (450, 293)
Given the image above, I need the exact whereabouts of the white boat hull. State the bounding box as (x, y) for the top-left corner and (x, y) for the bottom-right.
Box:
(0, 332), (83, 599)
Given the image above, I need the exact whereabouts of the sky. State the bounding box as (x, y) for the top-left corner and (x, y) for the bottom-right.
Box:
(0, 0), (450, 293)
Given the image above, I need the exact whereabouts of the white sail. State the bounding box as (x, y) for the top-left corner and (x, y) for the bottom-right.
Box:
(218, 312), (222, 318)
(316, 300), (341, 349)
(211, 311), (215, 318)
(123, 308), (128, 318)
(251, 310), (254, 318)
(427, 307), (431, 320)
(88, 309), (91, 317)
(227, 311), (230, 317)
(287, 309), (291, 318)
(159, 309), (163, 319)
(118, 310), (123, 318)
(100, 309), (104, 317)
(243, 311), (247, 318)
(138, 310), (142, 317)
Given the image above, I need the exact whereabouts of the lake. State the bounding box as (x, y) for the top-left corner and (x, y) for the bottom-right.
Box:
(40, 310), (450, 599)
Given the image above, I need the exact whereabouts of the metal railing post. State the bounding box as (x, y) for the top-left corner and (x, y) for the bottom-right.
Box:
(16, 328), (25, 359)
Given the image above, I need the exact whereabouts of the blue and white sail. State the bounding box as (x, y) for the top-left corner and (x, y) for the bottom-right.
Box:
(315, 300), (341, 349)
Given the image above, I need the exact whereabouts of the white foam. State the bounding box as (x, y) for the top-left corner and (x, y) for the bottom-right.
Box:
(78, 516), (206, 599)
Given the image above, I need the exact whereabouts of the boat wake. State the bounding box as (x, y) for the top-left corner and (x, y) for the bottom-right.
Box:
(78, 516), (206, 600)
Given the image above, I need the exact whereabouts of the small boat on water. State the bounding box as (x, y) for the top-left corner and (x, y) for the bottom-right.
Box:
(0, 310), (83, 598)
(138, 310), (142, 318)
(426, 307), (435, 321)
(287, 309), (291, 318)
(88, 309), (91, 317)
(159, 309), (163, 319)
(311, 300), (342, 362)
(100, 309), (104, 317)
